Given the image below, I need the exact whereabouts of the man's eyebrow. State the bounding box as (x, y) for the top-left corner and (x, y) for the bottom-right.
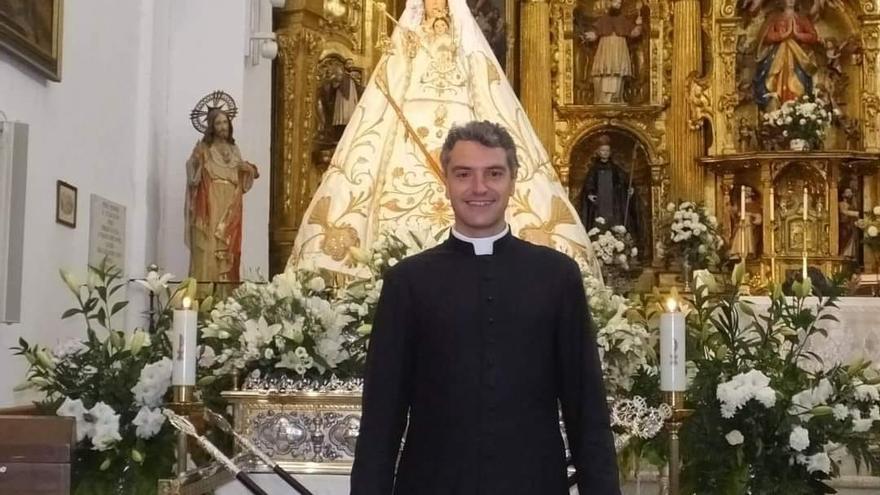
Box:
(449, 164), (507, 170)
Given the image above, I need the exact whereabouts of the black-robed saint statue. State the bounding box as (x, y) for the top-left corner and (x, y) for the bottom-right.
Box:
(580, 135), (640, 238)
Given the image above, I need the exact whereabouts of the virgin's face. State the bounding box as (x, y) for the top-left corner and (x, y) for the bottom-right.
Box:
(434, 19), (449, 34)
(597, 144), (611, 160)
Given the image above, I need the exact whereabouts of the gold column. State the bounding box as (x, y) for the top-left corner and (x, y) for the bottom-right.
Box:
(669, 0), (703, 200)
(270, 0), (325, 275)
(519, 0), (554, 153)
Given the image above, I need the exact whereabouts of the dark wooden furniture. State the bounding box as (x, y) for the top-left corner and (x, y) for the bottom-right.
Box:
(0, 415), (75, 495)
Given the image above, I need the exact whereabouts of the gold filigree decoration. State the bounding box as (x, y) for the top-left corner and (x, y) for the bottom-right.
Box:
(307, 195), (367, 263)
(686, 71), (713, 130)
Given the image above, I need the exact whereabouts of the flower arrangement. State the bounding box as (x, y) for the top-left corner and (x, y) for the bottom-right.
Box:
(660, 201), (725, 269)
(199, 270), (361, 382)
(761, 94), (837, 149)
(581, 271), (653, 396)
(13, 261), (184, 495)
(677, 266), (880, 494)
(855, 206), (880, 252)
(199, 229), (441, 384)
(201, 226), (650, 398)
(587, 217), (639, 270)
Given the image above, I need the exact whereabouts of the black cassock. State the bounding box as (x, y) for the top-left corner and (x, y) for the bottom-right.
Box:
(350, 232), (620, 495)
(580, 158), (639, 238)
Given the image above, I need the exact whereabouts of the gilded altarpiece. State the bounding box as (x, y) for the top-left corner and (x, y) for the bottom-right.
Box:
(551, 0), (673, 267)
(271, 0), (880, 280)
(697, 0), (880, 281)
(270, 0), (388, 274)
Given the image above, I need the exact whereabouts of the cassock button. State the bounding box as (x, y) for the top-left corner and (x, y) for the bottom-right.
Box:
(488, 317), (495, 324)
(486, 296), (494, 302)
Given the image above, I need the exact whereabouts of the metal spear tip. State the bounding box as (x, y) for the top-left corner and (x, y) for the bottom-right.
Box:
(204, 408), (234, 434)
(163, 408), (199, 437)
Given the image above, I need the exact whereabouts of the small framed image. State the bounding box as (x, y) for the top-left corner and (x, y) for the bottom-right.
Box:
(56, 180), (76, 228)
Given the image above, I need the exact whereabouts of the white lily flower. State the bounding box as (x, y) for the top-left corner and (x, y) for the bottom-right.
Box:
(136, 270), (174, 294)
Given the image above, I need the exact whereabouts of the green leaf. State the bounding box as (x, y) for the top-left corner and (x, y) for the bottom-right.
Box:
(108, 283), (125, 298)
(96, 307), (107, 328)
(111, 301), (128, 316)
(738, 302), (756, 318)
(811, 405), (833, 417)
(61, 308), (81, 319)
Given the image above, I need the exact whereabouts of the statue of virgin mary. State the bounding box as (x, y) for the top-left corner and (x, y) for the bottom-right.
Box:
(288, 0), (602, 278)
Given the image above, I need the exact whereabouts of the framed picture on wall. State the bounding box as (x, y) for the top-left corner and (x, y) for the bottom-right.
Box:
(56, 180), (76, 228)
(0, 0), (63, 81)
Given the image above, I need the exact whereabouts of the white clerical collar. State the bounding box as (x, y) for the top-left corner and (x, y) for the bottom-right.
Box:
(451, 224), (510, 255)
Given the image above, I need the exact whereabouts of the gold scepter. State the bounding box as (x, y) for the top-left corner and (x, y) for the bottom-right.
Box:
(374, 76), (445, 181)
(204, 409), (315, 495)
(163, 409), (269, 495)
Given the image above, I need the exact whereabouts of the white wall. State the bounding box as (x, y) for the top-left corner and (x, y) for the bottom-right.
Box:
(0, 0), (272, 406)
(155, 0), (272, 281)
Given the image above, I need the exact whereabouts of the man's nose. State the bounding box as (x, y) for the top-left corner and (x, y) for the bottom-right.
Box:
(472, 175), (488, 194)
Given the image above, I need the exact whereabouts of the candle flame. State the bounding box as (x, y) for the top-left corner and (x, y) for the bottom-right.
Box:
(665, 298), (678, 313)
(183, 297), (192, 310)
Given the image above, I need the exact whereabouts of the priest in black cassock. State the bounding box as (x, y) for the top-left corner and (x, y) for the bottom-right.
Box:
(350, 121), (620, 495)
(580, 135), (639, 239)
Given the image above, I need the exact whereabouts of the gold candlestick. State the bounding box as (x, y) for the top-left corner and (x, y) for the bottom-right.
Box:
(663, 391), (693, 495)
(168, 386), (200, 476)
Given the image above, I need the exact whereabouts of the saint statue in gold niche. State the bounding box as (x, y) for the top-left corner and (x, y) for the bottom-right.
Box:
(287, 0), (603, 278)
(838, 187), (860, 258)
(578, 0), (643, 104)
(751, 0), (819, 110)
(729, 186), (763, 260)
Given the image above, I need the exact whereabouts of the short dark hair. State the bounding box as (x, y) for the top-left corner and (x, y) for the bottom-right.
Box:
(440, 121), (519, 176)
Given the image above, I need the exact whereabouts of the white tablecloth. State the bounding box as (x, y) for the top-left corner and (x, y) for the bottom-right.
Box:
(743, 297), (880, 367)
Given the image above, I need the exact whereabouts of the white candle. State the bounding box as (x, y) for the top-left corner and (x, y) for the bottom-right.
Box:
(172, 297), (198, 386)
(803, 187), (808, 222)
(740, 186), (747, 255)
(660, 298), (687, 392)
(769, 187), (775, 223)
